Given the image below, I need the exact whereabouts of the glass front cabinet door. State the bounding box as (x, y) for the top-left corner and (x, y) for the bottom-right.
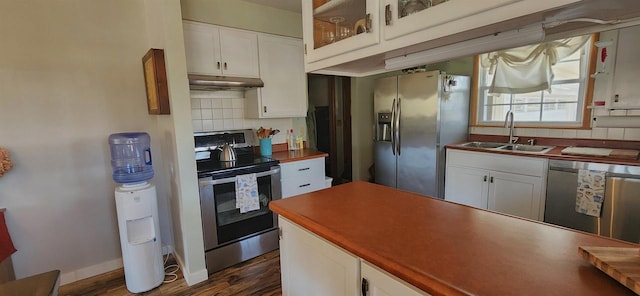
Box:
(381, 0), (582, 41)
(302, 0), (379, 65)
(383, 0), (522, 41)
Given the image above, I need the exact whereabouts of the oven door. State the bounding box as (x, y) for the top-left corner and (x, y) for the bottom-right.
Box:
(199, 166), (281, 250)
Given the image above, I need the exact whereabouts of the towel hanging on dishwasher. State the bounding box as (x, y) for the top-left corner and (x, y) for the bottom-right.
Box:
(236, 173), (259, 213)
(575, 169), (606, 217)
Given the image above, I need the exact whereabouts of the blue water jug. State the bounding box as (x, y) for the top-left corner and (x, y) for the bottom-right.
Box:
(108, 132), (154, 184)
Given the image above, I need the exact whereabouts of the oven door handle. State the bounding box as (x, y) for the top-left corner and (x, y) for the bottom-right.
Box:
(199, 167), (281, 186)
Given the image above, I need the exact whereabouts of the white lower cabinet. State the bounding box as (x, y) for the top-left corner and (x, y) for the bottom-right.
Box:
(444, 166), (488, 209)
(279, 217), (360, 296)
(362, 261), (429, 296)
(444, 149), (547, 221)
(279, 217), (429, 296)
(488, 171), (543, 220)
(280, 157), (327, 198)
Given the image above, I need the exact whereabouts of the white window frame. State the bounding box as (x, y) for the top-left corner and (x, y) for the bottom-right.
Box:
(476, 40), (592, 127)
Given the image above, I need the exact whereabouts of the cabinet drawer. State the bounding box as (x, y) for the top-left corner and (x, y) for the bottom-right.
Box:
(447, 149), (547, 177)
(280, 157), (326, 198)
(280, 157), (325, 181)
(282, 177), (326, 198)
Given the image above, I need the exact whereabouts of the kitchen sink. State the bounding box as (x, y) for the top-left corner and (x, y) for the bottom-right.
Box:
(458, 142), (555, 154)
(459, 141), (507, 149)
(499, 144), (555, 153)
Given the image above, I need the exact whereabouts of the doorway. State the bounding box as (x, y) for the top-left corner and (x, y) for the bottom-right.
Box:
(307, 74), (352, 185)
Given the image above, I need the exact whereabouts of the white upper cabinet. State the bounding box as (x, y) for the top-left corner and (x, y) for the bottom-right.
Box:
(609, 26), (640, 109)
(302, 0), (380, 64)
(301, 0), (581, 76)
(183, 21), (259, 78)
(245, 34), (307, 118)
(382, 0), (520, 41)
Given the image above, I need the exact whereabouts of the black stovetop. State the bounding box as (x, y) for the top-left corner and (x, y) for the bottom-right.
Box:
(196, 154), (278, 178)
(194, 130), (279, 179)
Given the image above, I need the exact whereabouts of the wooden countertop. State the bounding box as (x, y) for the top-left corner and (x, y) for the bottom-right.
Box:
(269, 181), (637, 296)
(268, 148), (328, 163)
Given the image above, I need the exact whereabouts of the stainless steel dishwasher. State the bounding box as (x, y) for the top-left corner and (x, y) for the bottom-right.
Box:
(545, 159), (640, 243)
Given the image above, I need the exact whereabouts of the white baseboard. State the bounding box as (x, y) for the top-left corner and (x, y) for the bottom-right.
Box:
(172, 251), (207, 285)
(60, 244), (175, 286)
(60, 258), (123, 285)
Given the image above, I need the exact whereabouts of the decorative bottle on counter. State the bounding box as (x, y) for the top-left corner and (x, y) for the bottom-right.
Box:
(287, 129), (296, 151)
(296, 131), (304, 150)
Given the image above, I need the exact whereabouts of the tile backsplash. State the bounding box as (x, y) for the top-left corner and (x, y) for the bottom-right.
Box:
(471, 107), (640, 141)
(190, 90), (297, 144)
(471, 125), (640, 141)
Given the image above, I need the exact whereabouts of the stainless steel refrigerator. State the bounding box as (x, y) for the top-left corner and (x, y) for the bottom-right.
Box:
(374, 70), (470, 198)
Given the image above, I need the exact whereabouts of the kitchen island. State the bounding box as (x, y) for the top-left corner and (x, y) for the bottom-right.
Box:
(269, 181), (637, 295)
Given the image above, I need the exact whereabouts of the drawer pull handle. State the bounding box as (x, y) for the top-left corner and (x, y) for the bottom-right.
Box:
(298, 167), (310, 171)
(385, 4), (392, 26)
(299, 183), (311, 188)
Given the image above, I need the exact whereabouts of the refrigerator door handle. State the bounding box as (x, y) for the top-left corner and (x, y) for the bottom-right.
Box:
(396, 97), (401, 155)
(391, 98), (396, 156)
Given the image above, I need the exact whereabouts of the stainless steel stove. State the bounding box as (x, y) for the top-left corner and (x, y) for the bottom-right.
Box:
(195, 129), (281, 274)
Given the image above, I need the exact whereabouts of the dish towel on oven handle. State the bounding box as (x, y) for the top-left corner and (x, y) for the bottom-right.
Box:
(235, 173), (260, 213)
(575, 169), (606, 217)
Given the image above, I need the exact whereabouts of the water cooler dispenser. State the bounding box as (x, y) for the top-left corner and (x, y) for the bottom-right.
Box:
(109, 132), (164, 293)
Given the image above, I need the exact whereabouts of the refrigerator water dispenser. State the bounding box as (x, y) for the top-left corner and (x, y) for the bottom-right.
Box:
(377, 112), (392, 142)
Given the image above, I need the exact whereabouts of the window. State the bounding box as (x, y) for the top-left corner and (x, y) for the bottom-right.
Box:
(476, 37), (593, 127)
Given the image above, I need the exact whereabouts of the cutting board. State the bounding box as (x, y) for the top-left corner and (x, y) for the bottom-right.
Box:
(579, 246), (640, 294)
(562, 147), (640, 160)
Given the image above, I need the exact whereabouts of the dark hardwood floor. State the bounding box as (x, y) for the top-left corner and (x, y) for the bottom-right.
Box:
(59, 250), (282, 296)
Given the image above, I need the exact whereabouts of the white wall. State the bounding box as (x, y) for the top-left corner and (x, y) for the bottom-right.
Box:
(181, 0), (303, 38)
(144, 0), (207, 285)
(0, 0), (175, 284)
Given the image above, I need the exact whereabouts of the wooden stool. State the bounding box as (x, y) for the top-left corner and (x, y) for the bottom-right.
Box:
(0, 269), (60, 296)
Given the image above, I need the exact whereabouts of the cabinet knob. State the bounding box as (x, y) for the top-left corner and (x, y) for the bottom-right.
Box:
(483, 176), (487, 182)
(224, 62), (228, 70)
(263, 106), (267, 113)
(614, 94), (620, 102)
(299, 183), (311, 188)
(490, 176), (494, 183)
(217, 62), (221, 69)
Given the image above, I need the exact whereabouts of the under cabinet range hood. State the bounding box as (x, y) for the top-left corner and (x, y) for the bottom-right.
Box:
(188, 74), (264, 90)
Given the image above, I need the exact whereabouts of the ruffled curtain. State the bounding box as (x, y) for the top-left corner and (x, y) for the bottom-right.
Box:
(480, 35), (590, 94)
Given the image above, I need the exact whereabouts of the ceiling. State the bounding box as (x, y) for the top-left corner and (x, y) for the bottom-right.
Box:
(241, 0), (301, 13)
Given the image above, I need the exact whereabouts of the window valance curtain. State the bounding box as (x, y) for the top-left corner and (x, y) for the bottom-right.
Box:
(480, 35), (590, 95)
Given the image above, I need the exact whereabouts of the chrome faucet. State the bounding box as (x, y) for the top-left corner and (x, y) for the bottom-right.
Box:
(504, 110), (518, 144)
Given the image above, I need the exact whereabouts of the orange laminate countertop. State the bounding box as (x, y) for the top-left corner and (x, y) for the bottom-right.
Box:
(268, 148), (328, 163)
(447, 144), (640, 166)
(269, 181), (637, 296)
